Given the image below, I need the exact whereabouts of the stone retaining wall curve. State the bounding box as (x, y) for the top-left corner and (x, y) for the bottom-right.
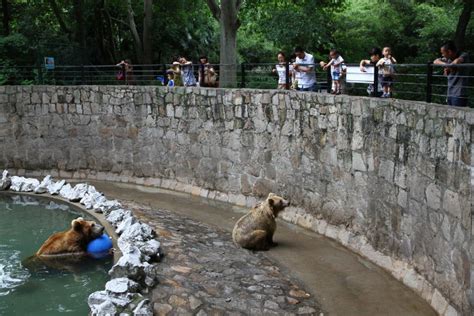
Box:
(0, 85), (472, 315)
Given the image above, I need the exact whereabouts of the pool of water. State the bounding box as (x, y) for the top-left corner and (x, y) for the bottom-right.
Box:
(0, 194), (113, 316)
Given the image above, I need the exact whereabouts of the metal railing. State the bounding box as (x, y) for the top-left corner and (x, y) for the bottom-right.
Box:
(0, 62), (473, 107)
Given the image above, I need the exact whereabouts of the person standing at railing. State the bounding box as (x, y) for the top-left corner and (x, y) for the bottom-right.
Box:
(360, 47), (383, 96)
(169, 62), (183, 86)
(376, 47), (397, 98)
(116, 59), (133, 85)
(433, 41), (470, 107)
(322, 49), (344, 95)
(198, 56), (218, 87)
(178, 56), (197, 87)
(293, 46), (317, 92)
(273, 52), (294, 90)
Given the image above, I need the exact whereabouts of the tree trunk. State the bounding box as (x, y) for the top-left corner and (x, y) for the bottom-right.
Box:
(126, 0), (143, 63)
(219, 7), (238, 88)
(454, 0), (473, 51)
(2, 0), (9, 36)
(142, 0), (153, 64)
(206, 0), (240, 88)
(103, 4), (118, 63)
(73, 0), (86, 61)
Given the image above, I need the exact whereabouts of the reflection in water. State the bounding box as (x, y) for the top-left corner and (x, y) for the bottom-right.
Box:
(0, 194), (112, 316)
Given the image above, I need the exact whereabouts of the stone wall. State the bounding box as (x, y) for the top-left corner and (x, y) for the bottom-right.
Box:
(0, 85), (472, 315)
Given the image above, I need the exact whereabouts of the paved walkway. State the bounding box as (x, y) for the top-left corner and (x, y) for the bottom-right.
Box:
(125, 199), (321, 315)
(91, 181), (437, 316)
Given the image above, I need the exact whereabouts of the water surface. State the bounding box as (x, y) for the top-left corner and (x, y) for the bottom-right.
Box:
(0, 194), (112, 316)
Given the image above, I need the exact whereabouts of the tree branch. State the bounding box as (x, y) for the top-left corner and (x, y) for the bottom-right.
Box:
(205, 0), (221, 21)
(454, 0), (473, 51)
(46, 0), (71, 35)
(126, 0), (143, 63)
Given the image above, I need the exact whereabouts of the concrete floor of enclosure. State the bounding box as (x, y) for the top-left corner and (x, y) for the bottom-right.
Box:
(87, 180), (437, 316)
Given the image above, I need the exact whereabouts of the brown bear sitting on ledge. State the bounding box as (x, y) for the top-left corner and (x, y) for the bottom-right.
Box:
(36, 217), (104, 256)
(232, 193), (290, 251)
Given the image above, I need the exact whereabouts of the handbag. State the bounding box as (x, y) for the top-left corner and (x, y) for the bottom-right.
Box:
(116, 71), (125, 80)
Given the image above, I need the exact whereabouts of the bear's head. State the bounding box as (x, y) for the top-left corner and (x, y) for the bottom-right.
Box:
(71, 217), (104, 241)
(266, 193), (290, 216)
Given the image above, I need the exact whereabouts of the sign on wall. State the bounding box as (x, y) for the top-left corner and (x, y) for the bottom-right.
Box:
(44, 57), (55, 70)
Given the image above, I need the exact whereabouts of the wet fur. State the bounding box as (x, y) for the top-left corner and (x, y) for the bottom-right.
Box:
(36, 217), (104, 256)
(232, 193), (290, 251)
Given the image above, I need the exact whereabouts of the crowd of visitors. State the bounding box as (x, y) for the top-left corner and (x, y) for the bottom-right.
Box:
(165, 56), (216, 87)
(117, 39), (470, 107)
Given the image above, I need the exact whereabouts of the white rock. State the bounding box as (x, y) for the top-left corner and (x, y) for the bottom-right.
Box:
(109, 245), (148, 280)
(59, 183), (74, 199)
(133, 299), (153, 316)
(88, 290), (132, 309)
(107, 209), (133, 227)
(90, 299), (117, 316)
(9, 176), (24, 191)
(10, 176), (39, 192)
(0, 170), (11, 191)
(94, 199), (122, 214)
(47, 179), (65, 195)
(139, 239), (161, 259)
(34, 175), (53, 194)
(119, 223), (154, 243)
(68, 183), (89, 202)
(80, 186), (105, 209)
(105, 278), (139, 294)
(20, 177), (40, 192)
(116, 216), (137, 235)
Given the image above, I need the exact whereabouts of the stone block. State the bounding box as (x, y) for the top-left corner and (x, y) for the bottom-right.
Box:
(425, 183), (441, 210)
(443, 189), (462, 219)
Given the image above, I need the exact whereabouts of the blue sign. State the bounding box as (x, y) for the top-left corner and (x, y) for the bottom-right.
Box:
(44, 57), (55, 70)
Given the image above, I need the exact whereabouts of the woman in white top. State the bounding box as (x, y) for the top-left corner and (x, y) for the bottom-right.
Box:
(273, 52), (294, 90)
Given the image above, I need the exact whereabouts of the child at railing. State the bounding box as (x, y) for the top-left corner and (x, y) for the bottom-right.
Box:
(376, 47), (397, 98)
(168, 62), (182, 86)
(322, 49), (344, 94)
(166, 70), (175, 87)
(273, 52), (294, 90)
(360, 47), (383, 96)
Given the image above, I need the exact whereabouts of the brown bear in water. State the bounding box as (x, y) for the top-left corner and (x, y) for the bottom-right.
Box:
(232, 193), (290, 251)
(36, 217), (104, 256)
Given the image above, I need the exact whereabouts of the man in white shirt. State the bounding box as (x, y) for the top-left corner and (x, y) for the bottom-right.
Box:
(293, 46), (317, 91)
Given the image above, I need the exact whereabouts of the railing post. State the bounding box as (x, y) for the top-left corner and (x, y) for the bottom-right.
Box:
(200, 63), (204, 87)
(426, 62), (433, 103)
(241, 63), (246, 88)
(122, 63), (127, 85)
(81, 65), (85, 85)
(162, 64), (167, 86)
(37, 65), (43, 85)
(285, 61), (290, 90)
(373, 65), (379, 97)
(326, 66), (332, 93)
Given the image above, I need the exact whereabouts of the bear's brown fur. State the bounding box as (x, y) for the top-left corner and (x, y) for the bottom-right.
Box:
(232, 193), (290, 251)
(36, 217), (104, 256)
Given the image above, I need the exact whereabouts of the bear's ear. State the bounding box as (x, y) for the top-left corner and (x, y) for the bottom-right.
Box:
(71, 218), (83, 231)
(268, 193), (276, 198)
(268, 198), (275, 208)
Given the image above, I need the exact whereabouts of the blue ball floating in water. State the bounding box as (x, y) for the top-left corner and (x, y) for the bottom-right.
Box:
(87, 234), (113, 257)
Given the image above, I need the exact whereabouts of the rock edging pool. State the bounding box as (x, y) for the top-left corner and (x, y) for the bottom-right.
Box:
(0, 170), (161, 315)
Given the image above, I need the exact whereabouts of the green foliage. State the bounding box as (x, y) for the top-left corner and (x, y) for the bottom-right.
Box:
(332, 0), (468, 63)
(0, 0), (470, 69)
